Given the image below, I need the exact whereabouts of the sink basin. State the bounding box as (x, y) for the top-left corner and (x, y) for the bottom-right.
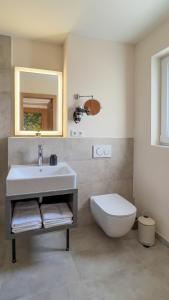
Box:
(6, 163), (77, 196)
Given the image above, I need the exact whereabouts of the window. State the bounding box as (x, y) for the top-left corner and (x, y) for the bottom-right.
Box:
(161, 55), (169, 144)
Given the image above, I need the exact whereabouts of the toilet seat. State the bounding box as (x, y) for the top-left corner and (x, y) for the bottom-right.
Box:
(90, 193), (136, 217)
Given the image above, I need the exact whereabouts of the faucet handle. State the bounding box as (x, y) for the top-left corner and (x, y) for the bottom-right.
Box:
(38, 145), (43, 155)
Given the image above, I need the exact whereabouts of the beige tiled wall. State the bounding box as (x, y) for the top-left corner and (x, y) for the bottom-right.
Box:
(8, 137), (133, 226)
(0, 36), (12, 209)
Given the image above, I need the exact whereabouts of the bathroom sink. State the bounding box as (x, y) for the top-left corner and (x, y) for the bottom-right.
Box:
(6, 163), (77, 196)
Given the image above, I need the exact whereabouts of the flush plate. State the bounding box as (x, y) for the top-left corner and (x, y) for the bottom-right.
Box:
(93, 145), (112, 158)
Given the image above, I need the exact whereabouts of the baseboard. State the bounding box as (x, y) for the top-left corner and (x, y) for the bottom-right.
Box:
(156, 232), (169, 248)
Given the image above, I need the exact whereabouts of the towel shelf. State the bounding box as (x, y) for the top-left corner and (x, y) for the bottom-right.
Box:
(5, 188), (78, 263)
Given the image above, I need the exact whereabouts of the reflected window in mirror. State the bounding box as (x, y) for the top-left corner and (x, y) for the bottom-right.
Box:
(21, 93), (56, 131)
(14, 67), (63, 136)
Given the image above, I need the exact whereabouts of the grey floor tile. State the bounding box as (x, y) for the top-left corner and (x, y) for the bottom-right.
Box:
(81, 268), (169, 300)
(0, 224), (169, 300)
(16, 281), (91, 300)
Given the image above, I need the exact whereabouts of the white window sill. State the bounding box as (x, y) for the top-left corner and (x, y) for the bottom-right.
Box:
(151, 143), (169, 149)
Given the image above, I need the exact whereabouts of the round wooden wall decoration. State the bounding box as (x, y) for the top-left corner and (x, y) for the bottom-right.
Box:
(84, 99), (101, 115)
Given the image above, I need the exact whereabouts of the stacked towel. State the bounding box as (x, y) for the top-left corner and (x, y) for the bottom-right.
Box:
(40, 203), (73, 228)
(12, 201), (42, 233)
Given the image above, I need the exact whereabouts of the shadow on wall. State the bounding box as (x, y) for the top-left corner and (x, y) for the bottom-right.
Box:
(0, 138), (8, 202)
(0, 36), (12, 207)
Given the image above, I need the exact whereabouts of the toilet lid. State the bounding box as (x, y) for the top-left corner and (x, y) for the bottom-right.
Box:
(91, 194), (137, 217)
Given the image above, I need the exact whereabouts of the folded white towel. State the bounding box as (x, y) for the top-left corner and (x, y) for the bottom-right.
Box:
(40, 204), (62, 221)
(40, 203), (73, 223)
(12, 222), (42, 230)
(12, 223), (42, 233)
(43, 219), (72, 229)
(14, 201), (38, 210)
(59, 203), (73, 218)
(44, 218), (72, 225)
(12, 200), (42, 228)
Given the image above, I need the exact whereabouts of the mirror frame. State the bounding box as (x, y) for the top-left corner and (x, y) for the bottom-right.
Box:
(14, 67), (63, 136)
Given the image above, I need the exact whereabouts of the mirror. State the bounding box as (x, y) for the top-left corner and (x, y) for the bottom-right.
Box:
(14, 67), (63, 136)
(84, 99), (101, 115)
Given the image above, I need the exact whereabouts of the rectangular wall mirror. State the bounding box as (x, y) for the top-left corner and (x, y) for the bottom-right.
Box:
(14, 67), (63, 136)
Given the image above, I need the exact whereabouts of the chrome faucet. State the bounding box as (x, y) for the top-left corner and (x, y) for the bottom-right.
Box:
(38, 145), (43, 167)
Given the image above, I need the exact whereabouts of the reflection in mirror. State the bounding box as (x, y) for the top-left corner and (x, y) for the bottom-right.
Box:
(15, 67), (63, 136)
(21, 93), (56, 131)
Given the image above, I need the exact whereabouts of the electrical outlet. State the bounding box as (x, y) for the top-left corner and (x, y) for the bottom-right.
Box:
(78, 130), (84, 137)
(70, 129), (84, 137)
(70, 129), (78, 137)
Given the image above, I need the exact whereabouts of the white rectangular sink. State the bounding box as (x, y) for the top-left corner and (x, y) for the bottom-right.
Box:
(6, 162), (77, 196)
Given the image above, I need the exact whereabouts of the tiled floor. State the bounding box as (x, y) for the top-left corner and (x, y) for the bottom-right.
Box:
(0, 224), (169, 300)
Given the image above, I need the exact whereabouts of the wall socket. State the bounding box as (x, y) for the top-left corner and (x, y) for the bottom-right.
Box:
(70, 129), (84, 137)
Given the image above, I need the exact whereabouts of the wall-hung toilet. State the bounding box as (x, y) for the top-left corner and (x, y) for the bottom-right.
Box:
(90, 194), (137, 237)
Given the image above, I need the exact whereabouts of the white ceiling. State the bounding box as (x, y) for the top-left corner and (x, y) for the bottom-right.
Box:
(0, 0), (169, 44)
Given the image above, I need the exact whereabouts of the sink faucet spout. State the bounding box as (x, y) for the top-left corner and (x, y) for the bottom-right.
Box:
(38, 145), (43, 167)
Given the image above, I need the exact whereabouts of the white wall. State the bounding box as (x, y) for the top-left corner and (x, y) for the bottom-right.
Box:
(67, 34), (134, 138)
(12, 37), (63, 71)
(134, 19), (169, 242)
(11, 35), (134, 138)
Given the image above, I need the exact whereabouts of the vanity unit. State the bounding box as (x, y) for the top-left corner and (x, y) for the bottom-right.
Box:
(5, 65), (78, 264)
(6, 163), (78, 263)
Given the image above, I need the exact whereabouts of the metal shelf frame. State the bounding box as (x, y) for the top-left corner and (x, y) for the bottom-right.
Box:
(5, 188), (78, 263)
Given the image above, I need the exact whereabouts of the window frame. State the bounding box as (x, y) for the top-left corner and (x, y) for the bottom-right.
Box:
(160, 55), (169, 144)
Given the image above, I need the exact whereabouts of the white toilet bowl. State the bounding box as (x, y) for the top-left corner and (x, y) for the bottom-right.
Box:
(90, 193), (137, 237)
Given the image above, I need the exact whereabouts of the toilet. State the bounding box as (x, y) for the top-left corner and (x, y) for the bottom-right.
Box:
(90, 193), (137, 237)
